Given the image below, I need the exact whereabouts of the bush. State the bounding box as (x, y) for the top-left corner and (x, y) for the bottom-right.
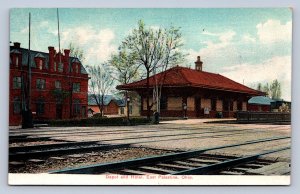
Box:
(47, 117), (151, 127)
(216, 112), (223, 118)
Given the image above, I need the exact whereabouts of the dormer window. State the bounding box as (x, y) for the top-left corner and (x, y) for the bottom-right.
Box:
(16, 57), (19, 67)
(58, 62), (63, 72)
(39, 59), (43, 70)
(75, 64), (79, 73)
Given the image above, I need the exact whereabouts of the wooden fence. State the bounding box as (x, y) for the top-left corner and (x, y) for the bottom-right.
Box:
(237, 111), (291, 123)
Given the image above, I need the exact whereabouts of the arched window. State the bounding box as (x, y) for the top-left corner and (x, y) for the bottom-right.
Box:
(58, 62), (63, 72)
(54, 62), (57, 72)
(36, 98), (45, 115)
(16, 57), (19, 67)
(13, 77), (22, 89)
(75, 64), (79, 73)
(73, 99), (81, 115)
(13, 97), (21, 114)
(39, 60), (43, 70)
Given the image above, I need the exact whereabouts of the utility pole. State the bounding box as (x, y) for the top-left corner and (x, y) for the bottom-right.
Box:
(22, 12), (33, 129)
(28, 12), (32, 110)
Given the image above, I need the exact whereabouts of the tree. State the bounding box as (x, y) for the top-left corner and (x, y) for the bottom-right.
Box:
(256, 79), (282, 99)
(121, 20), (185, 119)
(110, 48), (141, 120)
(86, 64), (114, 117)
(257, 83), (262, 91)
(153, 26), (186, 114)
(68, 42), (85, 62)
(270, 79), (281, 99)
(263, 83), (270, 97)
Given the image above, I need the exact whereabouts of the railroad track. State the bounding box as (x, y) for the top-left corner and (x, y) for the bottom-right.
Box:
(10, 128), (270, 147)
(9, 125), (272, 139)
(50, 136), (290, 175)
(9, 141), (132, 161)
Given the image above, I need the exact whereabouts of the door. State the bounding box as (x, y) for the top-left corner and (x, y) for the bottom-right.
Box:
(56, 104), (63, 119)
(81, 106), (86, 118)
(195, 97), (202, 117)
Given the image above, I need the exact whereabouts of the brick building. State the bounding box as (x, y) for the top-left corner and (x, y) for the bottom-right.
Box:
(9, 42), (89, 126)
(247, 96), (274, 112)
(117, 56), (264, 118)
(88, 95), (125, 116)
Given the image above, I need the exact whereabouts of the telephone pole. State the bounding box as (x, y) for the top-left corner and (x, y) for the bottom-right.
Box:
(22, 12), (33, 128)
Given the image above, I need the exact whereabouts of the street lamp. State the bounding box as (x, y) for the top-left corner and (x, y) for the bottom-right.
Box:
(183, 103), (188, 119)
(127, 96), (130, 121)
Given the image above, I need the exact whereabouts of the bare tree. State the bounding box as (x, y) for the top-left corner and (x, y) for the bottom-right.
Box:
(68, 42), (85, 62)
(86, 64), (114, 117)
(153, 26), (186, 114)
(270, 79), (281, 99)
(122, 20), (185, 119)
(110, 48), (141, 119)
(257, 83), (262, 91)
(256, 80), (281, 99)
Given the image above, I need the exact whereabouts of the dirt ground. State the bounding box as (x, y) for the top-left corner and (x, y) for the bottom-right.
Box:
(9, 119), (291, 173)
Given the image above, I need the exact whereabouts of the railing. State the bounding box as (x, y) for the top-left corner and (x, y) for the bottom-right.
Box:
(237, 111), (291, 123)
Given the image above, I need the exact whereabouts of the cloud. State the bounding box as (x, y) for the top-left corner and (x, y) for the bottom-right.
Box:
(202, 31), (219, 37)
(256, 20), (292, 44)
(59, 26), (117, 64)
(221, 56), (291, 101)
(185, 27), (291, 101)
(185, 30), (238, 72)
(242, 34), (256, 43)
(20, 27), (29, 34)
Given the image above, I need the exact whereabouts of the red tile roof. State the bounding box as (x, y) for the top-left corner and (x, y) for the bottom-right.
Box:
(117, 66), (263, 95)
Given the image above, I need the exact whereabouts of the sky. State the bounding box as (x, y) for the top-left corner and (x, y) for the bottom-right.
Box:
(10, 8), (292, 100)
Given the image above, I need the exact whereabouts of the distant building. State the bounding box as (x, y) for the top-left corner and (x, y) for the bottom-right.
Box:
(9, 42), (89, 125)
(88, 95), (126, 117)
(271, 99), (291, 112)
(117, 56), (264, 118)
(248, 96), (274, 112)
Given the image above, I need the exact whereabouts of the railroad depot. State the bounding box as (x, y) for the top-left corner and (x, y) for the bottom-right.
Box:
(9, 42), (89, 126)
(117, 56), (264, 118)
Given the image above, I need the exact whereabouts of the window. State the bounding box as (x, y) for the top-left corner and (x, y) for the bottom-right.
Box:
(230, 100), (234, 111)
(160, 96), (168, 110)
(13, 97), (21, 114)
(211, 98), (217, 111)
(13, 77), (21, 89)
(58, 62), (63, 72)
(55, 81), (61, 90)
(36, 79), (46, 90)
(75, 64), (79, 73)
(120, 107), (124, 114)
(54, 62), (57, 72)
(73, 83), (80, 93)
(36, 98), (45, 115)
(223, 99), (229, 111)
(16, 57), (19, 67)
(129, 105), (133, 114)
(237, 100), (243, 111)
(73, 99), (81, 115)
(39, 60), (43, 70)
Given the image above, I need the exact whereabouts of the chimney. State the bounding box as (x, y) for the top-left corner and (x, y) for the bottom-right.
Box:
(13, 42), (21, 48)
(64, 49), (70, 58)
(195, 56), (203, 71)
(48, 46), (55, 72)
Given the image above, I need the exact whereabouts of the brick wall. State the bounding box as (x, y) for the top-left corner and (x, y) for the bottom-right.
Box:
(201, 98), (211, 109)
(168, 97), (182, 110)
(187, 97), (194, 111)
(216, 100), (223, 111)
(9, 45), (89, 125)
